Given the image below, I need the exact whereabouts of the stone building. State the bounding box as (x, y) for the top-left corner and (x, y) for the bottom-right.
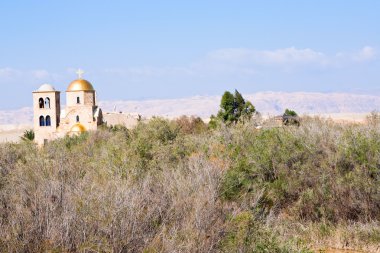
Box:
(32, 72), (103, 145)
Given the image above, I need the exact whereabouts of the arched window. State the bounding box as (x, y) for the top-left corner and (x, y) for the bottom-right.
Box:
(77, 97), (80, 104)
(39, 98), (44, 109)
(39, 115), (45, 126)
(46, 115), (51, 126)
(76, 115), (80, 123)
(45, 97), (50, 108)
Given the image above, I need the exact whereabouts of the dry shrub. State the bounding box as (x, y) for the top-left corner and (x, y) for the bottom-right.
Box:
(0, 116), (379, 252)
(366, 110), (380, 127)
(0, 122), (225, 252)
(175, 115), (207, 135)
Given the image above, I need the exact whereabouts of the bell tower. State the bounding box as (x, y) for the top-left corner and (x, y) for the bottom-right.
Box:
(32, 84), (61, 145)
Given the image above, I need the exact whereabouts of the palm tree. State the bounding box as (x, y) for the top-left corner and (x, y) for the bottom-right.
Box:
(21, 129), (35, 141)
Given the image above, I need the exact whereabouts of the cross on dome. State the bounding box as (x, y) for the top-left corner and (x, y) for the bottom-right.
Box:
(76, 69), (84, 79)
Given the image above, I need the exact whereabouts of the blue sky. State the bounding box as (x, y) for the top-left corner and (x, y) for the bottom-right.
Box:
(0, 0), (379, 109)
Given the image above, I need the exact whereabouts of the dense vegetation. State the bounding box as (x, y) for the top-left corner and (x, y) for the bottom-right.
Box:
(0, 114), (380, 252)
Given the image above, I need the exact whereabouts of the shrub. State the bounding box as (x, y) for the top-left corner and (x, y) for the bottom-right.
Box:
(283, 109), (300, 126)
(21, 129), (35, 141)
(0, 116), (379, 251)
(175, 115), (207, 135)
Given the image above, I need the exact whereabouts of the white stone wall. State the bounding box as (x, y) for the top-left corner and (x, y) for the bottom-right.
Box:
(84, 91), (96, 106)
(59, 106), (98, 132)
(66, 91), (95, 107)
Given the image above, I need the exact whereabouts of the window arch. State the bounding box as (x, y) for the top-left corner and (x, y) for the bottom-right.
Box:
(45, 97), (50, 108)
(76, 115), (80, 123)
(39, 98), (44, 109)
(46, 115), (51, 126)
(39, 115), (45, 126)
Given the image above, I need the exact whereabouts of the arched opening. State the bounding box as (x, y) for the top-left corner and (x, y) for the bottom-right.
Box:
(46, 115), (51, 126)
(77, 97), (80, 104)
(76, 115), (80, 123)
(45, 97), (50, 108)
(39, 98), (44, 108)
(39, 115), (45, 126)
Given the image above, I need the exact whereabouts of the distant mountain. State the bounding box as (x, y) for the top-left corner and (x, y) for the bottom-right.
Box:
(1, 92), (379, 125)
(99, 91), (380, 118)
(245, 92), (380, 115)
(0, 107), (33, 126)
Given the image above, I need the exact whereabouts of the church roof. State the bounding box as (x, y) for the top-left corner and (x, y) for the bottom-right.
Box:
(66, 79), (94, 92)
(35, 84), (56, 92)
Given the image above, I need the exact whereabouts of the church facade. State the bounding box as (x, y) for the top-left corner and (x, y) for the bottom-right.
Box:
(32, 73), (103, 145)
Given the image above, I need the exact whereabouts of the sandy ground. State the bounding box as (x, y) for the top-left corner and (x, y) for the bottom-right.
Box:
(309, 113), (369, 123)
(0, 125), (32, 143)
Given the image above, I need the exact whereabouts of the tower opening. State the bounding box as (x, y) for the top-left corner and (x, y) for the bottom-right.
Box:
(39, 115), (45, 126)
(46, 115), (51, 126)
(76, 115), (80, 123)
(45, 97), (50, 108)
(77, 97), (80, 104)
(39, 98), (44, 108)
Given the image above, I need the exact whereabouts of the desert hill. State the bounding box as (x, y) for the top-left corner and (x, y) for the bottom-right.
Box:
(1, 92), (379, 126)
(99, 91), (380, 119)
(0, 92), (380, 131)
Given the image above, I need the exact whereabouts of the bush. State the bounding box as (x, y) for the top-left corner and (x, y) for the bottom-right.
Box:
(175, 115), (207, 135)
(221, 117), (380, 222)
(21, 129), (35, 141)
(0, 116), (379, 251)
(283, 109), (300, 126)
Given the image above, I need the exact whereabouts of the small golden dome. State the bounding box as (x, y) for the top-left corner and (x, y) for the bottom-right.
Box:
(66, 79), (94, 92)
(70, 123), (86, 133)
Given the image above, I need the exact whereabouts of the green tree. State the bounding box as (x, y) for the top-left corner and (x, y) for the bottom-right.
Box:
(217, 90), (255, 124)
(218, 91), (236, 123)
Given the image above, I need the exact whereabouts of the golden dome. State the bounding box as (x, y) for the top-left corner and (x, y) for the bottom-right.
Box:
(66, 79), (94, 92)
(70, 123), (86, 133)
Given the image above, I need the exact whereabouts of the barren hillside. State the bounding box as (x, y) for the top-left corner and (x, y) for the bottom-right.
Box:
(1, 92), (379, 125)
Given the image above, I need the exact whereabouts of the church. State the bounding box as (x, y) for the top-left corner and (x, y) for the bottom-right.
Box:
(32, 70), (103, 145)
